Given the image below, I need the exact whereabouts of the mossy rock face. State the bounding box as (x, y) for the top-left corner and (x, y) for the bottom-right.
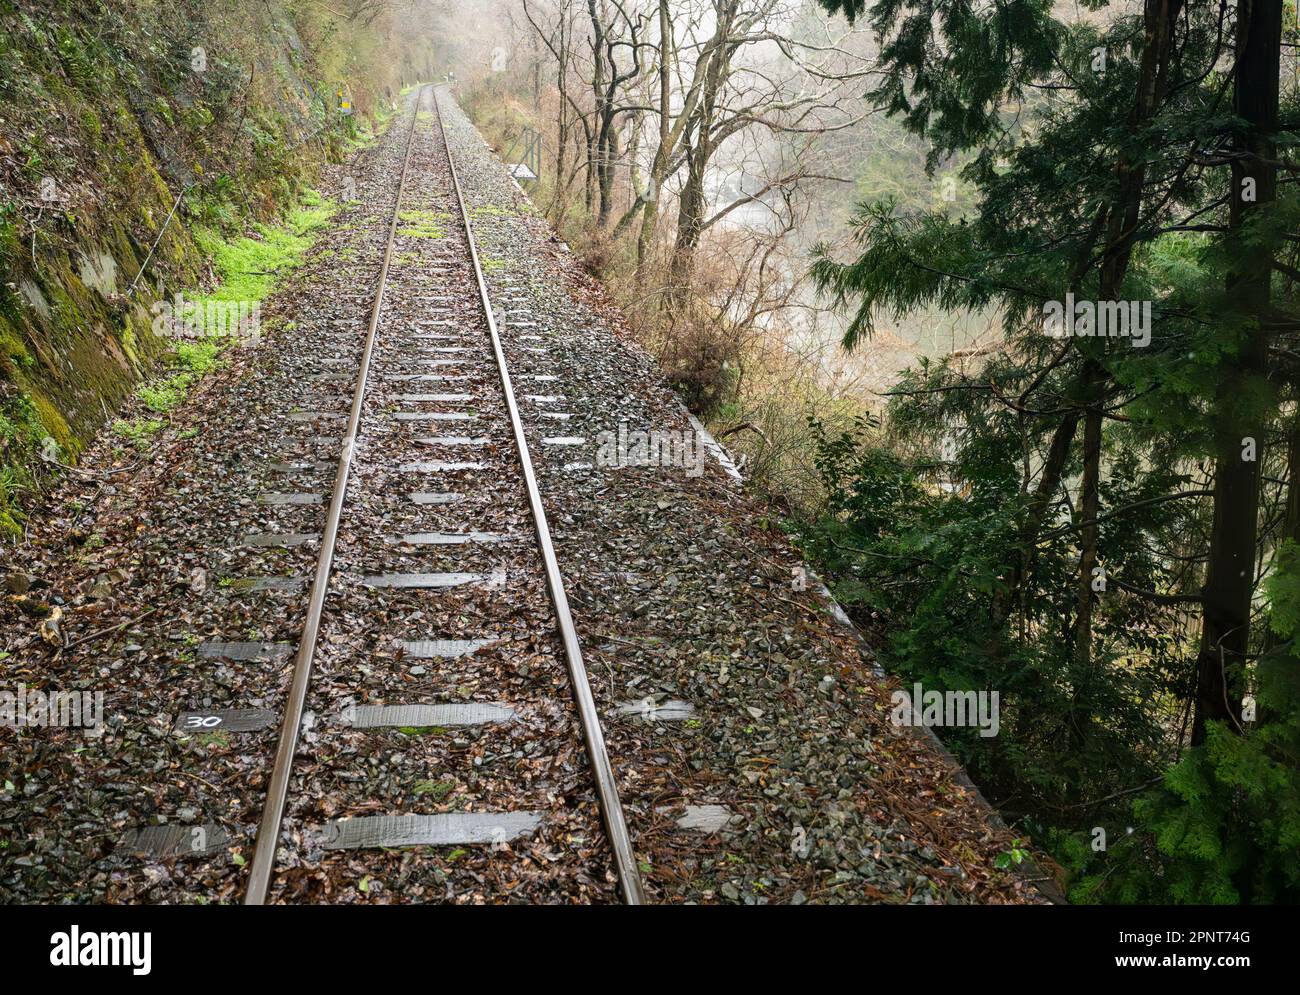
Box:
(0, 323), (33, 371)
(0, 0), (429, 536)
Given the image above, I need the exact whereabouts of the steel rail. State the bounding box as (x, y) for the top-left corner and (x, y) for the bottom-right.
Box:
(431, 85), (647, 905)
(243, 83), (430, 906)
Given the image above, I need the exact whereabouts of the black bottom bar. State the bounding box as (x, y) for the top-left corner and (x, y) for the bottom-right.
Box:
(4, 905), (1276, 982)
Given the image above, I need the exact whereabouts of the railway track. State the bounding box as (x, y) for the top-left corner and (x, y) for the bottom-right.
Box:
(0, 73), (1045, 912)
(240, 83), (644, 905)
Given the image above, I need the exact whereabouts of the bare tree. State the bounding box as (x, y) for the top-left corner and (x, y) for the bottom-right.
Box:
(585, 0), (656, 225)
(659, 0), (867, 297)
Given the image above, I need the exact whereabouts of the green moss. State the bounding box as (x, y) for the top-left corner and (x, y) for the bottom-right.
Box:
(27, 392), (69, 447)
(0, 202), (20, 273)
(152, 96), (174, 126)
(0, 394), (48, 449)
(181, 103), (213, 131)
(79, 105), (102, 137)
(195, 730), (230, 749)
(0, 503), (21, 538)
(341, 117), (377, 156)
(123, 182), (331, 428)
(0, 393), (56, 535)
(120, 321), (137, 360)
(0, 326), (32, 369)
(412, 779), (455, 800)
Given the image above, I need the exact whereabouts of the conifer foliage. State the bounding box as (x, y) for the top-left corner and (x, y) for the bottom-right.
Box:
(808, 0), (1300, 902)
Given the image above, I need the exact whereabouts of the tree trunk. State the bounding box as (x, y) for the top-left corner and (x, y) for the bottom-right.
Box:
(1069, 0), (1181, 672)
(596, 123), (618, 226)
(991, 211), (1109, 635)
(663, 0), (735, 300)
(635, 0), (673, 273)
(1192, 0), (1280, 745)
(1071, 359), (1105, 669)
(668, 143), (708, 298)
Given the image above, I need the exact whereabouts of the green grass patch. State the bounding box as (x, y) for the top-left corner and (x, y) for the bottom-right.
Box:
(113, 417), (164, 451)
(341, 120), (375, 157)
(396, 208), (447, 240)
(192, 187), (337, 307)
(470, 204), (517, 219)
(134, 337), (227, 415)
(132, 188), (337, 424)
(136, 377), (189, 413)
(175, 339), (222, 374)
